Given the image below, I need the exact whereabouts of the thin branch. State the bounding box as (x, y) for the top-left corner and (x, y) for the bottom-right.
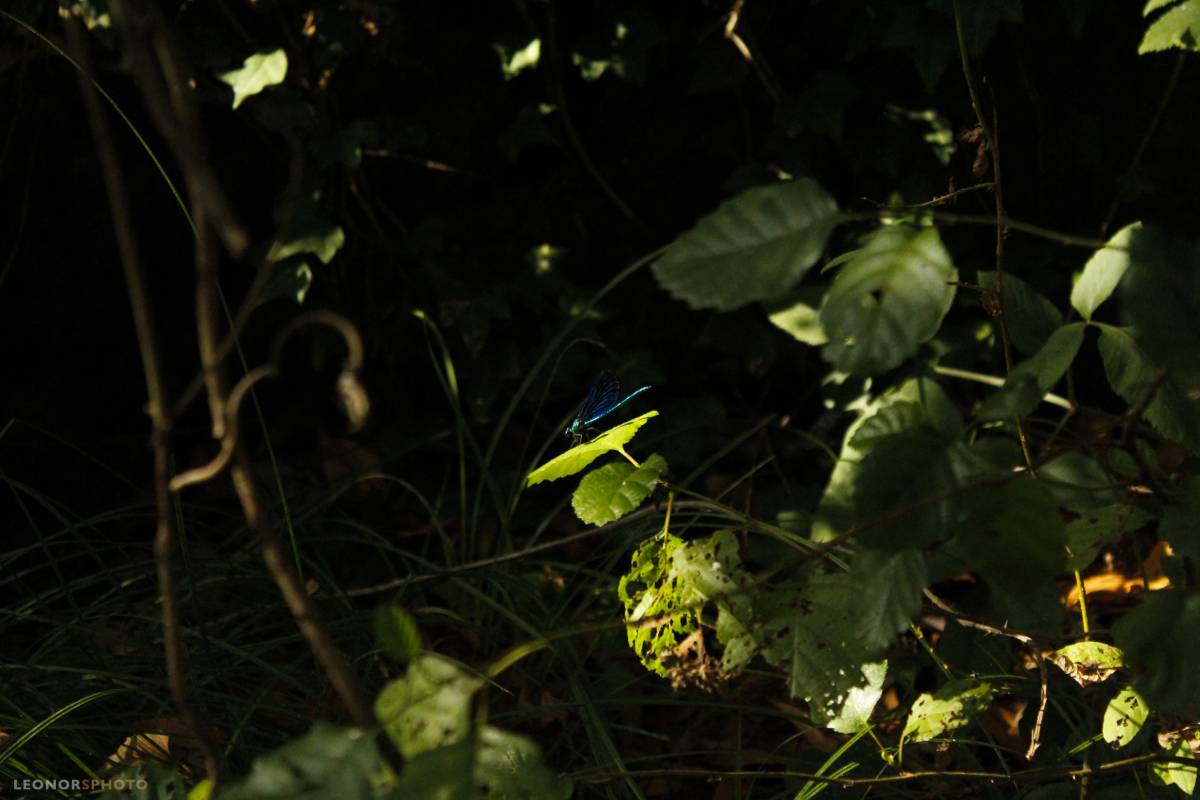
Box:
(62, 10), (222, 786)
(108, 0), (374, 726)
(924, 590), (1048, 760)
(569, 752), (1200, 788)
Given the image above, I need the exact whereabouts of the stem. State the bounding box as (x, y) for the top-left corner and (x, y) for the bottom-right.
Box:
(63, 10), (222, 785)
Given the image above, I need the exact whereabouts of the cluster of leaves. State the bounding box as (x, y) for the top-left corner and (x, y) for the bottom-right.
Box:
(519, 154), (1200, 797)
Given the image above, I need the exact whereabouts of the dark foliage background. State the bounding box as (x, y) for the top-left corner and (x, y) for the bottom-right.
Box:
(2, 0), (1199, 797)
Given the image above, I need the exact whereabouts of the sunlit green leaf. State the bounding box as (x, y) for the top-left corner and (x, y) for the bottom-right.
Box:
(571, 453), (666, 525)
(267, 226), (345, 266)
(1071, 222), (1139, 320)
(527, 412), (658, 486)
(219, 49), (288, 109)
(821, 226), (956, 375)
(1140, 0), (1200, 52)
(1053, 641), (1126, 686)
(1150, 733), (1200, 794)
(375, 604), (422, 663)
(495, 38), (542, 79)
(375, 655), (483, 757)
(826, 661), (888, 734)
(1103, 685), (1149, 748)
(653, 179), (838, 311)
(618, 530), (753, 677)
(767, 298), (827, 345)
(901, 680), (994, 744)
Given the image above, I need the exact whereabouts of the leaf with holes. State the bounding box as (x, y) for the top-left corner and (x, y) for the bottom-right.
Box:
(1053, 641), (1125, 687)
(619, 531), (754, 676)
(1103, 685), (1149, 748)
(375, 655), (483, 757)
(902, 680), (995, 744)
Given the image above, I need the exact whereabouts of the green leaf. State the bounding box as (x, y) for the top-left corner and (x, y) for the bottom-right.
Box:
(375, 604), (422, 663)
(1071, 222), (1139, 320)
(901, 680), (995, 744)
(267, 226), (345, 266)
(1121, 226), (1200, 385)
(850, 549), (926, 650)
(220, 724), (387, 800)
(759, 573), (882, 723)
(219, 50), (288, 109)
(1113, 588), (1200, 716)
(1098, 324), (1200, 452)
(375, 655), (484, 757)
(618, 531), (753, 676)
(653, 179), (838, 311)
(978, 271), (1063, 356)
(971, 476), (1067, 589)
(475, 727), (573, 800)
(395, 728), (571, 800)
(1038, 449), (1124, 512)
(849, 429), (997, 551)
(1103, 685), (1149, 748)
(1151, 734), (1200, 795)
(814, 378), (961, 542)
(977, 323), (1085, 420)
(394, 740), (474, 800)
(571, 454), (666, 525)
(1053, 641), (1126, 686)
(1066, 505), (1152, 570)
(826, 661), (888, 734)
(526, 412), (658, 486)
(849, 401), (931, 450)
(821, 226), (956, 375)
(767, 298), (827, 345)
(1140, 0), (1200, 52)
(494, 38), (541, 80)
(930, 475), (1067, 631)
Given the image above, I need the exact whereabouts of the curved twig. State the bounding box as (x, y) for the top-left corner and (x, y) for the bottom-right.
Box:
(170, 311), (368, 492)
